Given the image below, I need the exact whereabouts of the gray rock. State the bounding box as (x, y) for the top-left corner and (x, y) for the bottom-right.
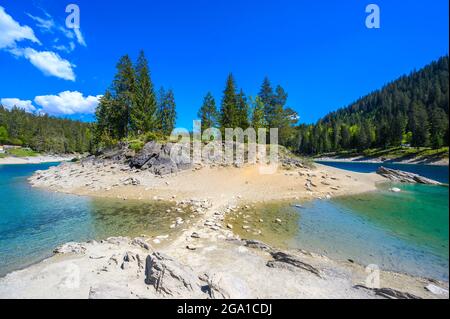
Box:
(267, 251), (322, 278)
(425, 283), (449, 296)
(206, 272), (252, 299)
(243, 239), (272, 252)
(53, 242), (86, 255)
(354, 285), (421, 299)
(132, 237), (151, 250)
(144, 252), (203, 297)
(377, 167), (442, 185)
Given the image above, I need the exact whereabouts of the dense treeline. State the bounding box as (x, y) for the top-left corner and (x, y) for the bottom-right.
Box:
(95, 51), (177, 147)
(198, 74), (299, 144)
(296, 56), (449, 155)
(0, 106), (93, 153)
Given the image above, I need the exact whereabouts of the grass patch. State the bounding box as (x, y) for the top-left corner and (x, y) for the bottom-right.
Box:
(6, 148), (39, 157)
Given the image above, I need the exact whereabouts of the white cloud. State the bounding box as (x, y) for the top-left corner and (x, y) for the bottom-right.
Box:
(26, 13), (55, 32)
(73, 28), (86, 46)
(0, 6), (40, 49)
(18, 48), (76, 81)
(34, 91), (102, 115)
(1, 98), (36, 113)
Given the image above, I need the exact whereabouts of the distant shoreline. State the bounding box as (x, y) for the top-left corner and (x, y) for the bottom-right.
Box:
(314, 157), (449, 167)
(0, 155), (75, 165)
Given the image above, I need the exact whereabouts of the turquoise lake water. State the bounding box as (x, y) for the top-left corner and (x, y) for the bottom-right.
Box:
(0, 163), (189, 277)
(294, 161), (449, 281)
(0, 161), (449, 281)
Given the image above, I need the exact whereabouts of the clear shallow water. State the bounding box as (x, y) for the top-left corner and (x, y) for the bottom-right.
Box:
(227, 163), (449, 281)
(0, 163), (188, 277)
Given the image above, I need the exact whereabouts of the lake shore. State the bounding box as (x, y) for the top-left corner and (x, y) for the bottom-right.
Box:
(0, 154), (75, 165)
(315, 156), (449, 166)
(0, 160), (448, 299)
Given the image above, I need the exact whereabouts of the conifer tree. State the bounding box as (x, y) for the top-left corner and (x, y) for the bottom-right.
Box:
(409, 102), (430, 147)
(430, 107), (448, 148)
(251, 96), (267, 132)
(236, 89), (249, 130)
(258, 77), (275, 127)
(113, 55), (136, 138)
(197, 92), (218, 131)
(157, 87), (177, 136)
(131, 50), (157, 134)
(220, 74), (238, 130)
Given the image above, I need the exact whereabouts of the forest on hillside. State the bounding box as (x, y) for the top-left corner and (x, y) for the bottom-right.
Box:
(295, 56), (449, 155)
(0, 106), (93, 154)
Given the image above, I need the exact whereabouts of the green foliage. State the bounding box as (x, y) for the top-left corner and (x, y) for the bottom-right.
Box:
(0, 106), (92, 154)
(220, 73), (239, 129)
(6, 148), (39, 157)
(0, 126), (8, 143)
(129, 139), (145, 152)
(250, 96), (267, 131)
(94, 51), (177, 148)
(131, 50), (157, 134)
(157, 87), (177, 136)
(198, 92), (218, 131)
(296, 56), (449, 155)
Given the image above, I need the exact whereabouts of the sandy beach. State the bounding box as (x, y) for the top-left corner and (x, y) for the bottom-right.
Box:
(0, 158), (448, 299)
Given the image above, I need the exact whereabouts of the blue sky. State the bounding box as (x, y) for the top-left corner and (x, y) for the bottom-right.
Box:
(0, 0), (448, 127)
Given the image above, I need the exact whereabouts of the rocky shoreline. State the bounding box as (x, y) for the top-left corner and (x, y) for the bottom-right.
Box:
(1, 142), (448, 299)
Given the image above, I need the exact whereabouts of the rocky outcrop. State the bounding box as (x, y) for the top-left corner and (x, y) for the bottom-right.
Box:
(130, 141), (191, 175)
(354, 285), (422, 299)
(376, 167), (442, 185)
(267, 251), (322, 278)
(53, 242), (86, 254)
(144, 252), (203, 298)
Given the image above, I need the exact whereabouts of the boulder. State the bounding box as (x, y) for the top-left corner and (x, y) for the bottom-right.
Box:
(144, 252), (203, 298)
(425, 284), (449, 296)
(130, 141), (161, 169)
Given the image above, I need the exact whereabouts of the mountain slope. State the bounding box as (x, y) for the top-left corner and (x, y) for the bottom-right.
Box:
(296, 56), (449, 155)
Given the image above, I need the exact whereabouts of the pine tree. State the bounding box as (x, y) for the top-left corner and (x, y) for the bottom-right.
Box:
(197, 92), (218, 132)
(220, 74), (238, 130)
(157, 87), (177, 136)
(409, 102), (430, 147)
(131, 50), (157, 134)
(430, 107), (448, 148)
(251, 96), (267, 132)
(258, 77), (275, 127)
(236, 89), (249, 130)
(113, 55), (136, 138)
